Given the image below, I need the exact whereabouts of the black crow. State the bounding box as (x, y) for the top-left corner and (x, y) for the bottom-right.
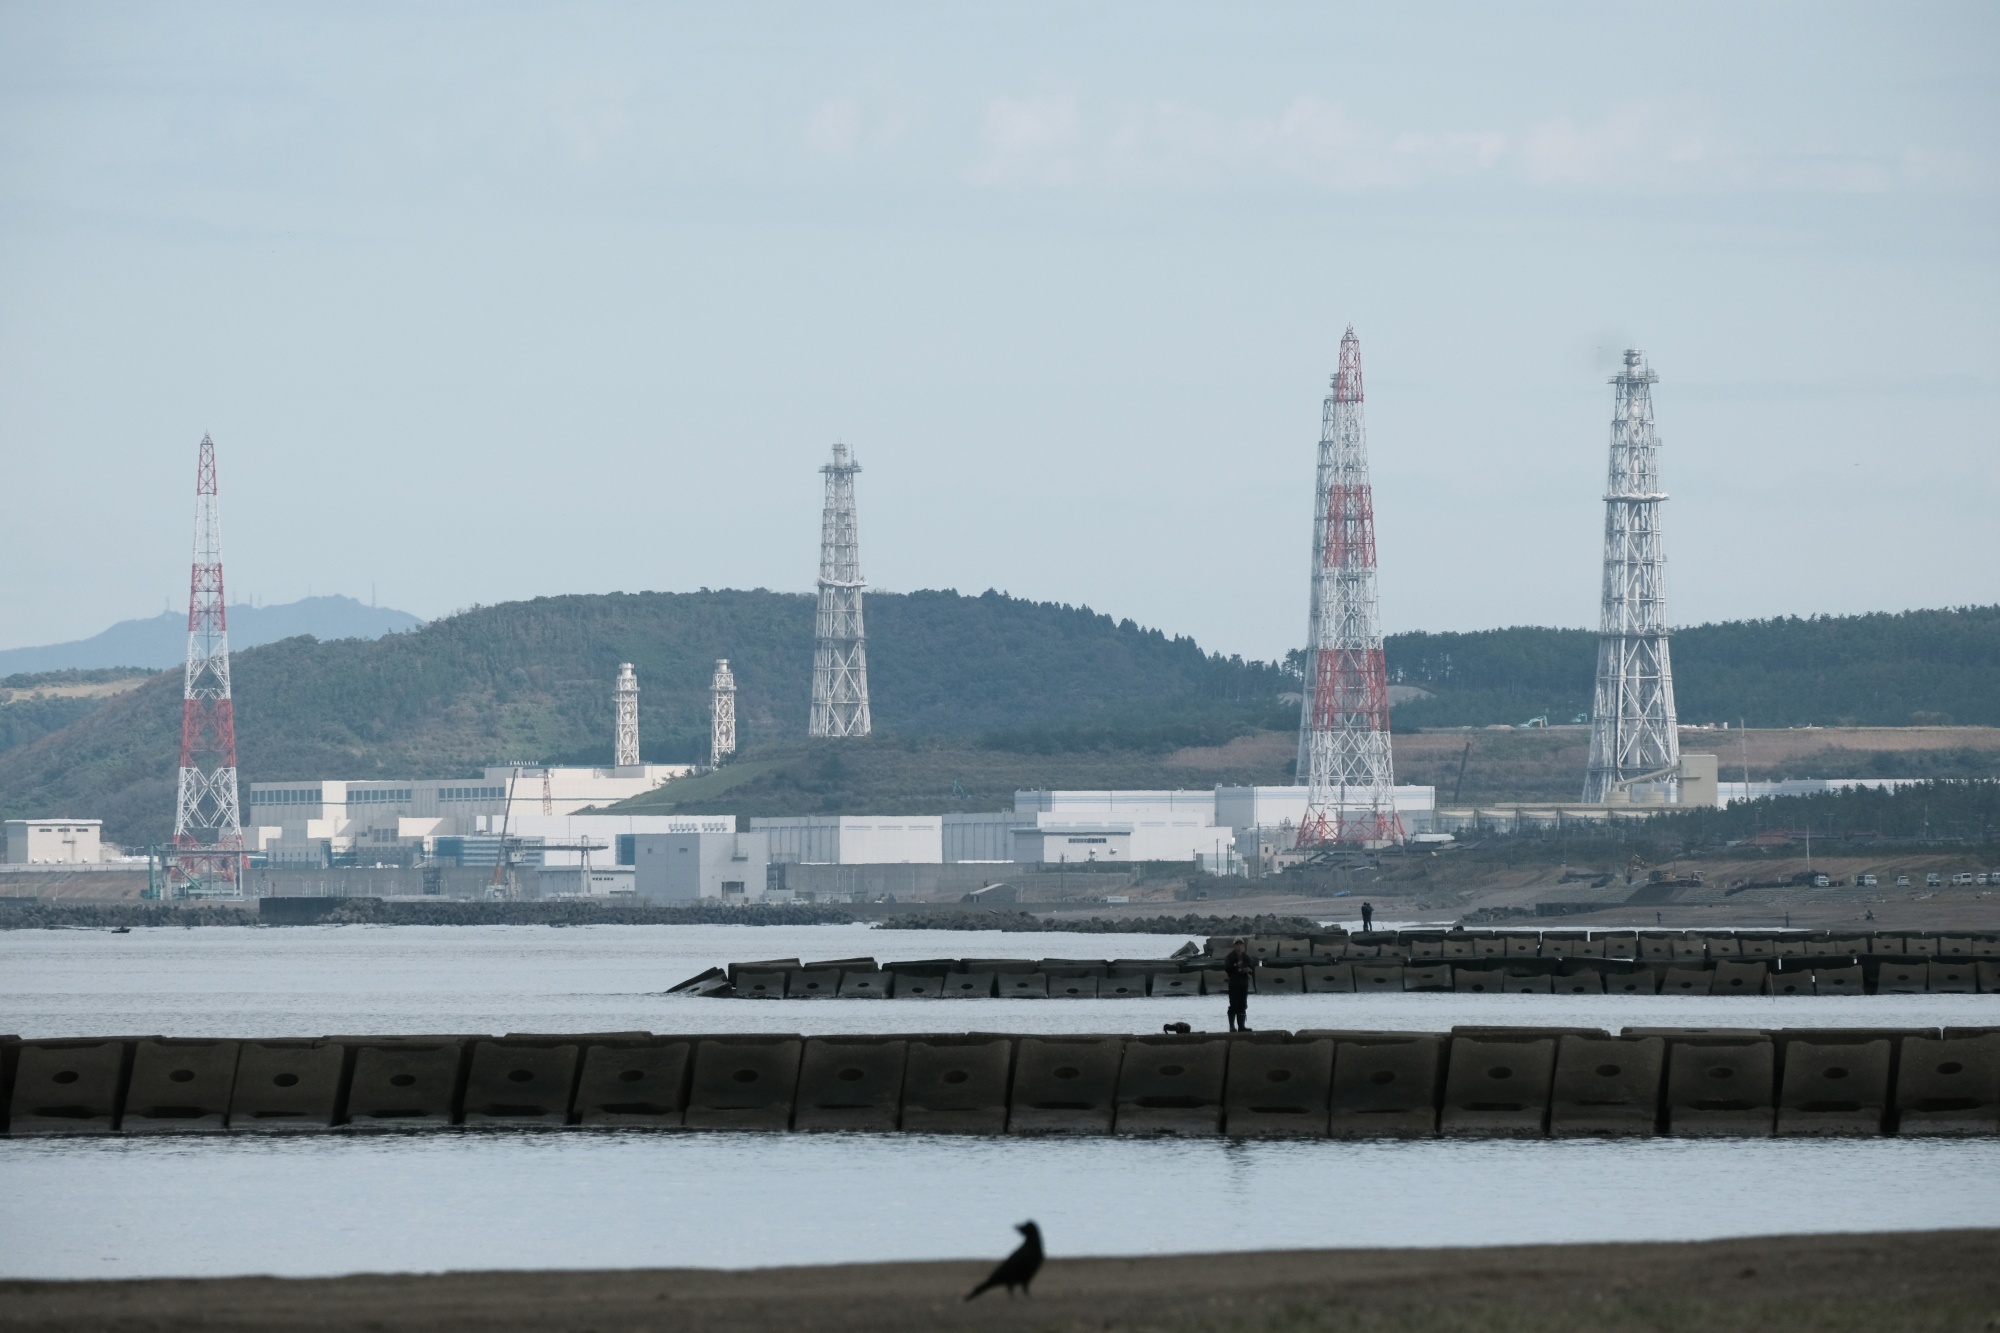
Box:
(965, 1221), (1043, 1300)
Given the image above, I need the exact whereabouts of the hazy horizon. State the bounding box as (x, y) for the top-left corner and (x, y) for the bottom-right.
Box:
(2, 2), (1994, 658)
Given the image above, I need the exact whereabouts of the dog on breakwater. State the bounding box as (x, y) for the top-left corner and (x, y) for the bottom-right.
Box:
(1162, 1021), (1192, 1035)
(966, 1221), (1043, 1300)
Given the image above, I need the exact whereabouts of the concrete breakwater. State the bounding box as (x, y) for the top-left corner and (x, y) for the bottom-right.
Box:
(5, 1026), (1997, 1140)
(689, 927), (2000, 998)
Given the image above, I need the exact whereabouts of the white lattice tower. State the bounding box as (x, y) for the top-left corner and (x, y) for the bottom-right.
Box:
(710, 658), (737, 767)
(808, 442), (871, 737)
(169, 434), (245, 896)
(1296, 329), (1402, 848)
(613, 663), (639, 767)
(1582, 349), (1679, 802)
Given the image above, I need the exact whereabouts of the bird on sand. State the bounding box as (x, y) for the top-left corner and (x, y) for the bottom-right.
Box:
(966, 1221), (1043, 1300)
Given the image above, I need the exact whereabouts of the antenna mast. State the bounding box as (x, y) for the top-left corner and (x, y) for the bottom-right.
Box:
(710, 658), (737, 767)
(1296, 330), (1402, 849)
(168, 435), (246, 896)
(1582, 349), (1679, 802)
(808, 442), (871, 737)
(614, 663), (639, 767)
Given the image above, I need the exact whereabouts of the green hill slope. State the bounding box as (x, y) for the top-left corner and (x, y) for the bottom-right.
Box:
(0, 589), (1286, 847)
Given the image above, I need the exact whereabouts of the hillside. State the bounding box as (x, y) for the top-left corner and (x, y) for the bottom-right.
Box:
(1384, 606), (2000, 729)
(0, 589), (1285, 847)
(0, 595), (421, 675)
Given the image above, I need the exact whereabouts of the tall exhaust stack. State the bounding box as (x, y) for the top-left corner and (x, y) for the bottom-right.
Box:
(169, 434), (246, 896)
(1582, 349), (1679, 802)
(1296, 329), (1401, 848)
(710, 658), (737, 767)
(613, 663), (639, 767)
(808, 442), (871, 738)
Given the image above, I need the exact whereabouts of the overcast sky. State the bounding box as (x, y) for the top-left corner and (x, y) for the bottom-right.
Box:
(2, 2), (1994, 660)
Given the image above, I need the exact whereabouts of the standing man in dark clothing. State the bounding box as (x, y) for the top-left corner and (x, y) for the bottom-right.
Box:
(1360, 901), (1375, 933)
(1224, 938), (1253, 1032)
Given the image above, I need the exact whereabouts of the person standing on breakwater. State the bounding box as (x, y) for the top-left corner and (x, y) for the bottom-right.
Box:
(1360, 902), (1374, 933)
(1224, 938), (1253, 1032)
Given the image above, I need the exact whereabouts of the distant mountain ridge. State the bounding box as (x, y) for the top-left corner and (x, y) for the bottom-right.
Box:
(0, 596), (422, 674)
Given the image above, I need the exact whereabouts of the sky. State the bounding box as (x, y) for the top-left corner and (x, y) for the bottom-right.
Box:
(1, 2), (1995, 661)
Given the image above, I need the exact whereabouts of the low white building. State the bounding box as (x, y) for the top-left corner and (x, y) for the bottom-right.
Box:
(633, 824), (769, 902)
(1214, 785), (1438, 839)
(1011, 822), (1134, 865)
(749, 815), (943, 865)
(1012, 790), (1228, 863)
(4, 818), (103, 865)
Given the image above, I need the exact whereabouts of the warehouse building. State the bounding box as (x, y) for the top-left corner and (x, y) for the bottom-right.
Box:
(633, 823), (769, 902)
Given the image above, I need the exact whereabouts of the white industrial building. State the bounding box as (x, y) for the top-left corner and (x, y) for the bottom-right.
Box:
(750, 815), (943, 865)
(1013, 790), (1231, 864)
(4, 818), (104, 865)
(633, 823), (770, 902)
(245, 764), (691, 865)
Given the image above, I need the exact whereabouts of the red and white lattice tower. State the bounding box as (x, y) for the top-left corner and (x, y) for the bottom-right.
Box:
(168, 434), (246, 895)
(1295, 329), (1402, 848)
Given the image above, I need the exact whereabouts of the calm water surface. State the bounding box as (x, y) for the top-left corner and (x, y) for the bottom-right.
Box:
(3, 924), (1995, 1279)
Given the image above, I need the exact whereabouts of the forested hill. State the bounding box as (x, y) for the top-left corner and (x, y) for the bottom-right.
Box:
(1385, 606), (2000, 729)
(0, 589), (1287, 846)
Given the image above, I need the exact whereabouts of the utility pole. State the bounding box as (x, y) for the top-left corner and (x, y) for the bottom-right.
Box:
(1297, 328), (1401, 849)
(1583, 350), (1680, 803)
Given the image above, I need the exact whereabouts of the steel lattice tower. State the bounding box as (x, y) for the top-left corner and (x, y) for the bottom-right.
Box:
(808, 443), (871, 738)
(613, 663), (639, 767)
(710, 658), (737, 767)
(168, 434), (245, 896)
(1582, 349), (1680, 802)
(1296, 329), (1402, 848)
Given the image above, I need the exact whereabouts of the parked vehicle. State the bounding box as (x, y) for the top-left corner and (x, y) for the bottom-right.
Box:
(1896, 874), (1912, 887)
(1926, 872), (1943, 887)
(1952, 872), (1976, 886)
(1812, 873), (1831, 888)
(1859, 873), (1878, 887)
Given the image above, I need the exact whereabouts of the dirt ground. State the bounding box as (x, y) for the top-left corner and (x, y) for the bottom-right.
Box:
(4, 1231), (1994, 1333)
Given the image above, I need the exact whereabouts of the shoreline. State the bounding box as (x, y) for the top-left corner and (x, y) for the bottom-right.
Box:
(3, 1230), (1995, 1332)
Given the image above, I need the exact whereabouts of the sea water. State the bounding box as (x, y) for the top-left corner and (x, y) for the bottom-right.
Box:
(2, 923), (1995, 1279)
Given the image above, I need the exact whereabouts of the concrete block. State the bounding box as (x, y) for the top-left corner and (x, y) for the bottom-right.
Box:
(1866, 935), (1904, 955)
(1553, 967), (1605, 995)
(1304, 964), (1354, 993)
(122, 1039), (240, 1134)
(1353, 964), (1405, 992)
(1405, 936), (1444, 959)
(1816, 964), (1865, 995)
(793, 1038), (908, 1132)
(1666, 935), (1707, 960)
(1661, 966), (1712, 995)
(1903, 935), (1939, 957)
(1501, 973), (1553, 994)
(9, 1040), (130, 1136)
(902, 1037), (1014, 1134)
(1895, 1034), (2000, 1136)
(1773, 937), (1810, 959)
(1769, 970), (1816, 997)
(804, 956), (879, 973)
(1330, 1035), (1441, 1138)
(889, 971), (941, 998)
(1981, 961), (2000, 993)
(1114, 1037), (1227, 1136)
(1441, 935), (1477, 959)
(1257, 967), (1305, 996)
(573, 1039), (693, 1127)
(1737, 936), (1777, 959)
(1470, 935), (1508, 958)
(940, 973), (996, 998)
(1224, 1036), (1332, 1137)
(1276, 938), (1313, 962)
(1703, 935), (1740, 958)
(1441, 1036), (1555, 1138)
(1550, 1035), (1665, 1138)
(1637, 933), (1676, 960)
(837, 971), (892, 999)
(1541, 935), (1601, 959)
(1310, 937), (1352, 958)
(1247, 937), (1285, 963)
(1876, 960), (1927, 994)
(1666, 1038), (1775, 1136)
(1403, 964), (1452, 992)
(1200, 969), (1230, 995)
(1827, 936), (1866, 957)
(685, 1039), (803, 1131)
(1038, 961), (1107, 977)
(1603, 967), (1660, 995)
(1098, 975), (1148, 999)
(997, 973), (1050, 999)
(1454, 968), (1504, 994)
(1711, 960), (1769, 995)
(734, 970), (786, 999)
(1927, 961), (1977, 994)
(344, 1042), (468, 1129)
(462, 1040), (579, 1127)
(1009, 1037), (1122, 1135)
(1342, 941), (1381, 958)
(786, 968), (841, 999)
(962, 959), (1036, 972)
(1778, 1038), (1890, 1136)
(1151, 972), (1201, 998)
(1504, 936), (1542, 958)
(227, 1041), (344, 1132)
(1049, 975), (1099, 999)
